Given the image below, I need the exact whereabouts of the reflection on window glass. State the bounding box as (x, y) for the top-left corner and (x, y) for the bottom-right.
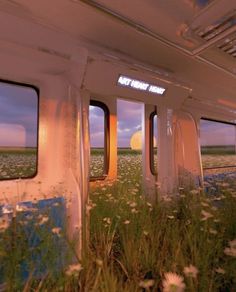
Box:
(200, 119), (236, 173)
(89, 103), (106, 178)
(0, 81), (38, 180)
(150, 113), (158, 175)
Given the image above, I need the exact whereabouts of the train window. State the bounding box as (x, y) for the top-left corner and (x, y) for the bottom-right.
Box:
(89, 100), (109, 180)
(150, 112), (158, 175)
(0, 80), (39, 180)
(200, 118), (236, 174)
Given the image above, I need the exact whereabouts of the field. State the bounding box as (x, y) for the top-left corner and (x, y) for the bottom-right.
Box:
(0, 149), (235, 290)
(0, 147), (37, 179)
(90, 147), (236, 177)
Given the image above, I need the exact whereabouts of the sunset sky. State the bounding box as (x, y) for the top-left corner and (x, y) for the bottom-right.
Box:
(90, 99), (236, 148)
(90, 99), (143, 148)
(0, 81), (234, 149)
(0, 82), (38, 147)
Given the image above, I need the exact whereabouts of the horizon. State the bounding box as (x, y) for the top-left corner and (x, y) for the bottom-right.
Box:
(0, 83), (235, 150)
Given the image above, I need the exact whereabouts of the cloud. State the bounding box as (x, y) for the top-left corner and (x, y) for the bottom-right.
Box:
(90, 99), (143, 147)
(0, 124), (26, 147)
(0, 82), (38, 147)
(200, 120), (235, 146)
(117, 99), (142, 147)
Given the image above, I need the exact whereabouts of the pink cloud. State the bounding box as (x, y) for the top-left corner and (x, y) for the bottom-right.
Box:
(0, 123), (26, 147)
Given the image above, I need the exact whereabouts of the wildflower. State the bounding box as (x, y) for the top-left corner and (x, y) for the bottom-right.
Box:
(214, 219), (220, 223)
(224, 239), (236, 257)
(143, 230), (149, 236)
(186, 220), (191, 225)
(183, 265), (198, 278)
(131, 208), (138, 214)
(229, 239), (236, 249)
(200, 202), (209, 207)
(16, 204), (29, 212)
(163, 272), (186, 292)
(103, 217), (111, 225)
(65, 263), (83, 276)
(2, 205), (13, 214)
(139, 279), (155, 289)
(209, 228), (217, 235)
(86, 201), (96, 212)
(38, 215), (49, 225)
(201, 210), (213, 221)
(215, 267), (225, 274)
(167, 215), (175, 219)
(52, 227), (61, 236)
(190, 189), (199, 195)
(129, 202), (137, 208)
(123, 220), (130, 225)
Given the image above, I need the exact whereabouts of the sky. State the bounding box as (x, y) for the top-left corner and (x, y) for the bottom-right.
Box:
(90, 99), (236, 148)
(0, 82), (234, 149)
(90, 99), (143, 148)
(0, 82), (38, 147)
(200, 119), (236, 146)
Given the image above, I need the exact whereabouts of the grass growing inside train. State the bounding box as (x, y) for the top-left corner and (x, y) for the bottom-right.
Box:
(0, 151), (235, 291)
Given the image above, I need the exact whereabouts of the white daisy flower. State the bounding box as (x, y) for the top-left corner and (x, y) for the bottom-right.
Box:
(201, 210), (213, 221)
(139, 279), (155, 289)
(183, 265), (198, 278)
(163, 272), (186, 292)
(65, 263), (83, 276)
(123, 220), (130, 225)
(38, 215), (49, 225)
(51, 227), (61, 236)
(215, 267), (225, 274)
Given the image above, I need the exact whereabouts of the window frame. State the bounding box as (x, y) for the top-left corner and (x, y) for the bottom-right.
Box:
(200, 117), (236, 170)
(89, 100), (110, 181)
(0, 78), (39, 181)
(150, 110), (157, 175)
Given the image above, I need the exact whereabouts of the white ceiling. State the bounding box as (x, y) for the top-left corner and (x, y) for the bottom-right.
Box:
(0, 0), (235, 108)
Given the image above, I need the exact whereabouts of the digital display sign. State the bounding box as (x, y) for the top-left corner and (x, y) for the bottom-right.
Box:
(117, 75), (166, 95)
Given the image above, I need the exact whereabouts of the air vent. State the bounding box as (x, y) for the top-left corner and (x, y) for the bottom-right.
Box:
(217, 34), (236, 58)
(196, 12), (236, 41)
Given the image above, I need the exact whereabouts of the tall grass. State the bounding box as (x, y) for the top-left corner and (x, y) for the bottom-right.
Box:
(0, 153), (235, 291)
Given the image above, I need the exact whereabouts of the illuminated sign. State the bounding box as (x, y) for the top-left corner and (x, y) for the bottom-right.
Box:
(117, 75), (166, 95)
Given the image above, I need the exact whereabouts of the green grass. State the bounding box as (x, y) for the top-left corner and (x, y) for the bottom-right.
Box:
(201, 145), (236, 155)
(0, 152), (236, 291)
(0, 147), (37, 155)
(91, 148), (142, 156)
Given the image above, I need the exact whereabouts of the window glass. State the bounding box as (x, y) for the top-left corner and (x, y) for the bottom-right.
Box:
(0, 81), (38, 180)
(150, 113), (158, 175)
(89, 102), (108, 179)
(200, 119), (236, 172)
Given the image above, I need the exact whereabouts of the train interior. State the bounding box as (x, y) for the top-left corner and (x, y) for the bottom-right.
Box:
(0, 0), (235, 290)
